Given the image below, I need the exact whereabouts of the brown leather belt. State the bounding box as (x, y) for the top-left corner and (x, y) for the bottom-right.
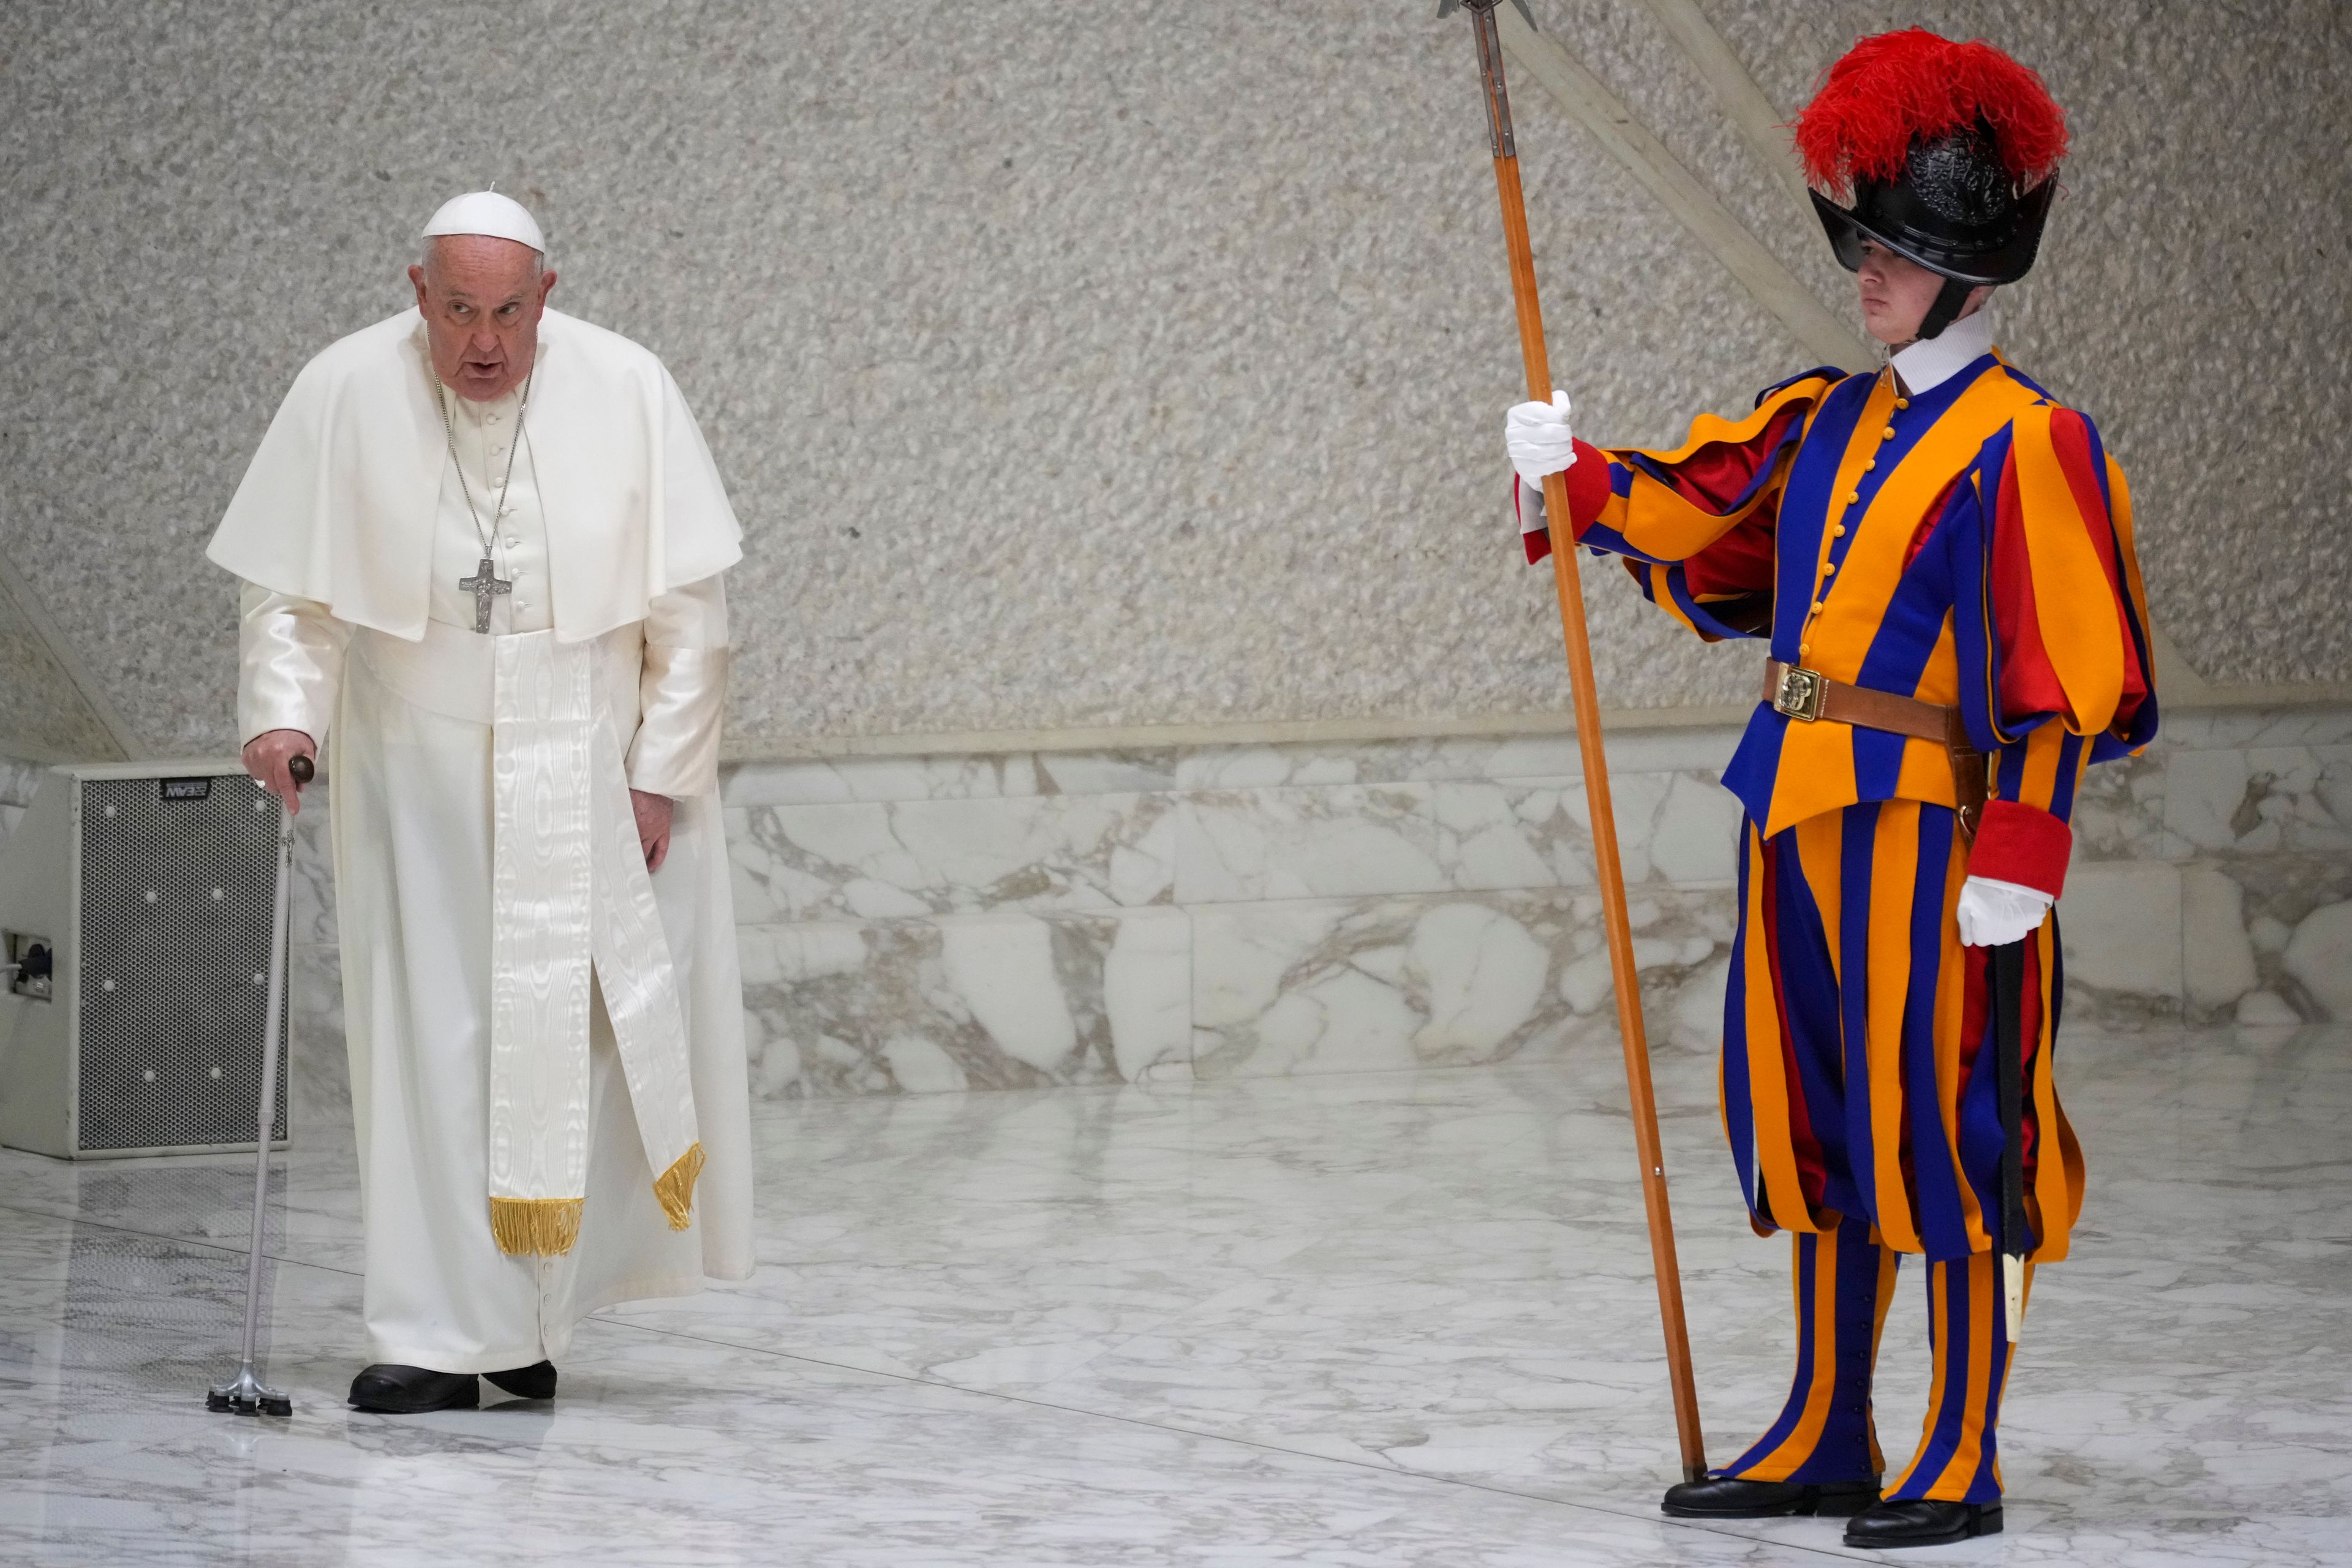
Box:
(1762, 660), (1988, 837)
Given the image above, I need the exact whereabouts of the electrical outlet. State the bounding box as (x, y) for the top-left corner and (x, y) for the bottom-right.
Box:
(7, 931), (54, 1001)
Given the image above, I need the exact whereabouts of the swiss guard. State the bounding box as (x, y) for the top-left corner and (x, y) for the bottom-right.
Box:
(1502, 29), (2157, 1550)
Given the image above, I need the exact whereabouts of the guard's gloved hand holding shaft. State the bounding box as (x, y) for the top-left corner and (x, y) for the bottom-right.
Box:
(1505, 390), (1577, 486)
(1956, 875), (2054, 948)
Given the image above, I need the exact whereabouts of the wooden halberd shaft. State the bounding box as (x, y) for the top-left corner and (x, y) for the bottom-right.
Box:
(1453, 0), (1707, 1483)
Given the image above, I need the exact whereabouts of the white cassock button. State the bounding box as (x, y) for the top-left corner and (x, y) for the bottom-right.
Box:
(504, 535), (519, 546)
(488, 413), (502, 424)
(516, 600), (531, 611)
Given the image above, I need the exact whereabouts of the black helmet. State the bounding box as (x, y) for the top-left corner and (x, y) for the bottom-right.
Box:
(1810, 123), (2057, 288)
(1795, 30), (2069, 338)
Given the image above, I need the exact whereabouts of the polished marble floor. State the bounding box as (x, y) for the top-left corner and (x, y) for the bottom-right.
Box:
(3, 1020), (2348, 1566)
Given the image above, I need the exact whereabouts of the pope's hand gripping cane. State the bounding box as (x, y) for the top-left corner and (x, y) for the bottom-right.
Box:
(205, 752), (309, 1419)
(1442, 0), (1707, 1481)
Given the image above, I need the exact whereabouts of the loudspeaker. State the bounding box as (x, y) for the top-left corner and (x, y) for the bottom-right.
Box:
(0, 761), (292, 1159)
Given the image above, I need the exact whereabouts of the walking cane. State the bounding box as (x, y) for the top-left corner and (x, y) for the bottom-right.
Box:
(1442, 0), (1708, 1481)
(205, 752), (309, 1419)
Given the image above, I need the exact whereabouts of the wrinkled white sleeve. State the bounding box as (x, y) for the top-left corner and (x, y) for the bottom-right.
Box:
(627, 573), (731, 798)
(238, 583), (350, 748)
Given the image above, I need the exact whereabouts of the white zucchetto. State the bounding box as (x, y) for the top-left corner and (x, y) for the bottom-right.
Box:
(421, 190), (546, 252)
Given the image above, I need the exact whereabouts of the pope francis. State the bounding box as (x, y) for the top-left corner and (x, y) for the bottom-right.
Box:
(207, 192), (754, 1414)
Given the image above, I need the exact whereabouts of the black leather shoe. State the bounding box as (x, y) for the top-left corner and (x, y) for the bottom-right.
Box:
(1844, 1498), (2003, 1548)
(1662, 1476), (1880, 1518)
(484, 1360), (557, 1400)
(348, 1364), (479, 1414)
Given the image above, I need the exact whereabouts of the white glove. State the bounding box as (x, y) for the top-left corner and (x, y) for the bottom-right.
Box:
(1956, 876), (2054, 948)
(1505, 390), (1577, 487)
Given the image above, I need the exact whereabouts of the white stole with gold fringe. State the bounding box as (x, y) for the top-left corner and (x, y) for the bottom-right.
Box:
(486, 629), (702, 1254)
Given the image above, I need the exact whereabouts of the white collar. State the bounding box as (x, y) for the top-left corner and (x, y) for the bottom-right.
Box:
(1888, 307), (1995, 396)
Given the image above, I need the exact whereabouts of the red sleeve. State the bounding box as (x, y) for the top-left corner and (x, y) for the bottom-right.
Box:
(1989, 407), (2150, 729)
(1969, 799), (2073, 898)
(1521, 440), (1616, 565)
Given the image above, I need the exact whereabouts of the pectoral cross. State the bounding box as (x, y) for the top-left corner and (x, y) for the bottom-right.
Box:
(460, 557), (511, 634)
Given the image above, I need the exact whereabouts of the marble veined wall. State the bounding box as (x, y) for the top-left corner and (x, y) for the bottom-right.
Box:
(0, 1), (2346, 763)
(23, 703), (2304, 1107)
(0, 757), (48, 843)
(730, 707), (2352, 1093)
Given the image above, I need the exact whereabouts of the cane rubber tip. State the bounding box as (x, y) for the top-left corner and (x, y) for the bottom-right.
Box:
(260, 1395), (293, 1417)
(289, 755), (315, 785)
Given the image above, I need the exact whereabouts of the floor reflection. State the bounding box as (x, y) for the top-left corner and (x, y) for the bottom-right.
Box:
(1, 1024), (2346, 1566)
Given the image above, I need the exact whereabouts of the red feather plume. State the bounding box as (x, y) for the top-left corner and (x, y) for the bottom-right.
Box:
(1793, 28), (2068, 197)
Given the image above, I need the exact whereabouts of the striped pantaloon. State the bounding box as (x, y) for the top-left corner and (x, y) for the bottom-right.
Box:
(1716, 799), (2075, 1504)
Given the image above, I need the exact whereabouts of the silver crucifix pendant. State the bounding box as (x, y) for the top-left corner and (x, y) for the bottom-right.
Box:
(459, 556), (512, 633)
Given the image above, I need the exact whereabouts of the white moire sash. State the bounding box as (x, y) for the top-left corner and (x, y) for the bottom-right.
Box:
(358, 622), (703, 1255)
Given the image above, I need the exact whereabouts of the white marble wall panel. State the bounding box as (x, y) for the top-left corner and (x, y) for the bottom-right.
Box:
(1175, 785), (1447, 905)
(2065, 747), (2180, 863)
(2057, 862), (2188, 1029)
(1191, 888), (1735, 1082)
(737, 908), (1191, 1099)
(55, 706), (2346, 1103)
(720, 750), (1182, 807)
(2060, 710), (2352, 1031)
(1431, 771), (1743, 891)
(1175, 767), (1743, 908)
(0, 755), (48, 810)
(0, 754), (46, 843)
(727, 791), (1177, 923)
(2165, 746), (2352, 858)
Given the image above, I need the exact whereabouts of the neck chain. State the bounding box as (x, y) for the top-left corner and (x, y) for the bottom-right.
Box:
(435, 368), (534, 560)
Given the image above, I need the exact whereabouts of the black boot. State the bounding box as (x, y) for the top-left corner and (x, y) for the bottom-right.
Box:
(1662, 1476), (1880, 1518)
(484, 1361), (557, 1400)
(348, 1364), (479, 1414)
(1844, 1498), (2003, 1548)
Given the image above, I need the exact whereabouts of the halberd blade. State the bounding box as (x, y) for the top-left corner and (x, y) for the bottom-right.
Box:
(1437, 0), (1536, 23)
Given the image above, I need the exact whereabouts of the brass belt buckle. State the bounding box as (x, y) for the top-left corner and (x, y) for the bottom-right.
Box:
(1774, 665), (1826, 722)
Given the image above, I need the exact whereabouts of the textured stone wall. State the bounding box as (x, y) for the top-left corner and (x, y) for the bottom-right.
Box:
(0, 590), (118, 762)
(1, 1), (2345, 760)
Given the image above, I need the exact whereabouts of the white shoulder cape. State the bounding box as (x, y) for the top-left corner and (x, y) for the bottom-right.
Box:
(208, 307), (741, 642)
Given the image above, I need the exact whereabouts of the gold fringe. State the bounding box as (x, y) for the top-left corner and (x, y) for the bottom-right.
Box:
(652, 1142), (706, 1232)
(489, 1196), (584, 1257)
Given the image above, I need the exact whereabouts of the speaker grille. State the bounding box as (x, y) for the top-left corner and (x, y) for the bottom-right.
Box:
(75, 775), (290, 1151)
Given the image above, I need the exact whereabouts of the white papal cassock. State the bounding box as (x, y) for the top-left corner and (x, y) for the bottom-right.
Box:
(207, 306), (753, 1374)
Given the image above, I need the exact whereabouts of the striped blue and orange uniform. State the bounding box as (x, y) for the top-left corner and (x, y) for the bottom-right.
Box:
(1521, 347), (2157, 1501)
